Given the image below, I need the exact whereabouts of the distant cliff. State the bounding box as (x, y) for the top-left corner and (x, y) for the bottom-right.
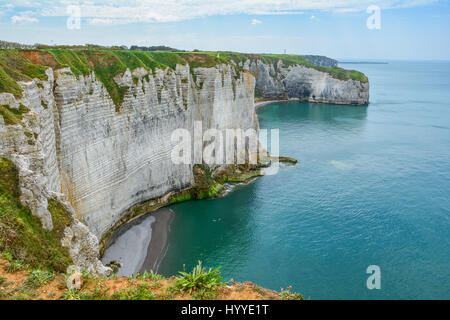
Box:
(302, 55), (338, 68)
(234, 54), (369, 105)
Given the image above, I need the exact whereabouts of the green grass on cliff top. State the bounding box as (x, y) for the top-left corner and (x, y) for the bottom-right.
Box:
(0, 49), (230, 109)
(263, 53), (368, 82)
(210, 51), (368, 83)
(0, 48), (367, 108)
(0, 49), (50, 97)
(0, 158), (72, 273)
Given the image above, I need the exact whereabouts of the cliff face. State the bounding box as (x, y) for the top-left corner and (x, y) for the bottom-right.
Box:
(302, 55), (337, 68)
(53, 64), (255, 238)
(243, 58), (369, 105)
(0, 59), (255, 273)
(0, 75), (110, 275)
(0, 49), (368, 274)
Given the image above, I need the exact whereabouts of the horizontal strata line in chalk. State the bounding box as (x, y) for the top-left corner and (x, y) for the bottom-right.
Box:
(64, 145), (175, 202)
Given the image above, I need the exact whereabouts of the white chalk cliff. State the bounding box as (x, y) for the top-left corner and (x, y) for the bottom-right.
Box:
(0, 56), (368, 274)
(243, 58), (369, 105)
(0, 63), (256, 274)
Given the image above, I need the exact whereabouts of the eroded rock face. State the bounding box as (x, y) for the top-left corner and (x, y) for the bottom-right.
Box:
(0, 63), (256, 274)
(53, 64), (256, 238)
(243, 59), (369, 105)
(0, 57), (366, 274)
(0, 69), (60, 231)
(0, 70), (111, 276)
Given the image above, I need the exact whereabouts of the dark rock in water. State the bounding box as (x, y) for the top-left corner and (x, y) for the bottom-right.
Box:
(278, 156), (298, 164)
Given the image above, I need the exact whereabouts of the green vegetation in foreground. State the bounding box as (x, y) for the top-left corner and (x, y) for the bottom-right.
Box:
(135, 269), (164, 281)
(22, 269), (54, 289)
(0, 258), (304, 300)
(280, 287), (305, 300)
(175, 261), (224, 299)
(0, 158), (72, 273)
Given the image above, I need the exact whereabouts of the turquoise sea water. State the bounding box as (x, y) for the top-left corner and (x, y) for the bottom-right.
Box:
(157, 61), (450, 299)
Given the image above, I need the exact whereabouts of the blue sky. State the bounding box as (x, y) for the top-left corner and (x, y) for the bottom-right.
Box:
(0, 0), (449, 60)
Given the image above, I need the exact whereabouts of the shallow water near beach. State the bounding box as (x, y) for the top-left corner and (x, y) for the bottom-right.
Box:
(158, 61), (450, 299)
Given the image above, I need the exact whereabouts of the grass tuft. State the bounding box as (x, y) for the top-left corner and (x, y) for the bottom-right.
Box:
(5, 260), (27, 273)
(280, 286), (305, 300)
(175, 261), (224, 294)
(135, 270), (163, 280)
(23, 269), (54, 289)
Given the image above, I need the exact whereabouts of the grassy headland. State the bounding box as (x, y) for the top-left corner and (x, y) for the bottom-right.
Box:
(0, 48), (367, 110)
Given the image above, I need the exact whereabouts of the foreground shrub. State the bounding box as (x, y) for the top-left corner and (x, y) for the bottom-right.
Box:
(24, 269), (54, 288)
(176, 261), (224, 294)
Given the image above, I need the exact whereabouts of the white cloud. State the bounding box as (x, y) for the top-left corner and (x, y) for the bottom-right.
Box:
(251, 19), (262, 25)
(310, 15), (315, 19)
(18, 0), (439, 25)
(89, 18), (120, 26)
(11, 13), (39, 24)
